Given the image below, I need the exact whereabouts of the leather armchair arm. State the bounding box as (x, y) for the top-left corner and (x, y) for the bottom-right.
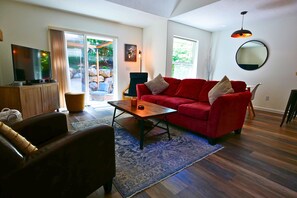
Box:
(0, 124), (115, 198)
(10, 112), (68, 146)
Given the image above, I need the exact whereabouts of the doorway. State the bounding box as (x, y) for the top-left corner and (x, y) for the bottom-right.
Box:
(65, 33), (116, 107)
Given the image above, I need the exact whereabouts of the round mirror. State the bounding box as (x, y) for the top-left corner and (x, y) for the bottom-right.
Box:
(236, 40), (269, 71)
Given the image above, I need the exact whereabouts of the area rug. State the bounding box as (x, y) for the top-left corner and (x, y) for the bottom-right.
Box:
(72, 118), (223, 198)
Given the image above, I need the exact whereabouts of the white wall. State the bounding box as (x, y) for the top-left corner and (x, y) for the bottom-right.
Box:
(211, 14), (297, 113)
(142, 20), (168, 80)
(0, 0), (144, 99)
(166, 21), (212, 79)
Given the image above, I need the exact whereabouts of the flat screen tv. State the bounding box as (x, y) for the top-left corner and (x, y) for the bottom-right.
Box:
(11, 44), (52, 84)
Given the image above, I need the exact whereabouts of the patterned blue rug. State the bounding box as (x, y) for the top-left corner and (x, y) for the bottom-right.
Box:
(72, 118), (223, 198)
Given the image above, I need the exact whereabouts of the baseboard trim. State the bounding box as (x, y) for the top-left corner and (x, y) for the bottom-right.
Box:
(254, 106), (284, 114)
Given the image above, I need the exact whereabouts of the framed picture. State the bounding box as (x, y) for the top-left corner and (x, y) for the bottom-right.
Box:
(125, 44), (137, 62)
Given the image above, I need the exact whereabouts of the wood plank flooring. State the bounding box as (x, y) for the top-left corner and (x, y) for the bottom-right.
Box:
(67, 107), (297, 198)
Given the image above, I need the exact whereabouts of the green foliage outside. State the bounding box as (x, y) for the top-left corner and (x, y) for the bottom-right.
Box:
(87, 38), (113, 69)
(40, 51), (50, 78)
(172, 38), (194, 64)
(67, 38), (113, 70)
(68, 56), (82, 69)
(171, 37), (196, 79)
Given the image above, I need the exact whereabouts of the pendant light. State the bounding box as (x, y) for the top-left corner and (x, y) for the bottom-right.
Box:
(231, 11), (252, 38)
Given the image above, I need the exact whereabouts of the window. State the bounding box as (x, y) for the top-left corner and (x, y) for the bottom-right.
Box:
(171, 36), (198, 79)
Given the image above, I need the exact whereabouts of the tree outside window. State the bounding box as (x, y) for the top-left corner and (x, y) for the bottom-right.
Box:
(172, 37), (198, 79)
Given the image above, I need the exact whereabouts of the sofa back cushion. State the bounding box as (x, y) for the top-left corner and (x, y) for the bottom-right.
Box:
(175, 79), (206, 100)
(198, 80), (247, 102)
(0, 134), (23, 177)
(198, 81), (218, 102)
(231, 81), (247, 92)
(160, 77), (181, 96)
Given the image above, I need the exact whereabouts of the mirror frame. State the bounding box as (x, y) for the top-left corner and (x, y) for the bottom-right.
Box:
(235, 40), (269, 71)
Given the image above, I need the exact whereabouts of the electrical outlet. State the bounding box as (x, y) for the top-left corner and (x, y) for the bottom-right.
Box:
(265, 96), (269, 101)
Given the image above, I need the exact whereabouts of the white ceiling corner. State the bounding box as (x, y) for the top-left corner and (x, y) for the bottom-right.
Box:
(12, 0), (297, 32)
(171, 0), (297, 32)
(170, 0), (219, 17)
(106, 0), (180, 18)
(105, 0), (220, 18)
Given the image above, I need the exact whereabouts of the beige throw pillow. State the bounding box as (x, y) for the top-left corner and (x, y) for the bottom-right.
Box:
(0, 121), (38, 155)
(145, 74), (169, 95)
(208, 76), (234, 105)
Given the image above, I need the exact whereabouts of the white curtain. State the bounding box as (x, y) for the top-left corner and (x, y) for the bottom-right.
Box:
(49, 29), (70, 108)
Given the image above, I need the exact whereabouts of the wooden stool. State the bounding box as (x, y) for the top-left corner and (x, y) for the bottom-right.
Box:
(280, 89), (297, 126)
(65, 92), (85, 113)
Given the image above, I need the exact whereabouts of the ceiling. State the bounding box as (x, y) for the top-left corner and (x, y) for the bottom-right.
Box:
(14, 0), (297, 32)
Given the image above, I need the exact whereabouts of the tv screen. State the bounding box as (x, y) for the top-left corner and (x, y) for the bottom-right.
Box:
(11, 44), (52, 83)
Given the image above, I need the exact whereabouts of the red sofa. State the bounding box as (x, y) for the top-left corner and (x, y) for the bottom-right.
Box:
(136, 77), (252, 144)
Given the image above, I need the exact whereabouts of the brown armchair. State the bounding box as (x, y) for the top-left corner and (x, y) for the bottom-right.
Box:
(0, 112), (115, 198)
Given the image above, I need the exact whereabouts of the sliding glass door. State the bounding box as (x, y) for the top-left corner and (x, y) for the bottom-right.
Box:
(65, 32), (116, 106)
(65, 33), (85, 93)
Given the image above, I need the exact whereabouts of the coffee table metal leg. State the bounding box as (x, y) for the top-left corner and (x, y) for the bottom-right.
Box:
(111, 107), (117, 127)
(140, 119), (144, 150)
(164, 116), (171, 140)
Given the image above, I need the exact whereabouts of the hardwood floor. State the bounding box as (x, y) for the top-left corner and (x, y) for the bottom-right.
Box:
(67, 107), (297, 198)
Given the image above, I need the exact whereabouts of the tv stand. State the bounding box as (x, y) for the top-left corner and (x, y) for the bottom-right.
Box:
(23, 82), (33, 86)
(26, 79), (46, 84)
(22, 79), (56, 86)
(0, 83), (59, 119)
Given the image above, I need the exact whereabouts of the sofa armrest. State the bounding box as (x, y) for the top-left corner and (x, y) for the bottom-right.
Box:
(10, 112), (68, 147)
(136, 84), (152, 99)
(207, 91), (252, 138)
(0, 125), (115, 198)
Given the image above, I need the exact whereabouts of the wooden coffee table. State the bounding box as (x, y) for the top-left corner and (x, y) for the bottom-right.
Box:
(108, 100), (177, 149)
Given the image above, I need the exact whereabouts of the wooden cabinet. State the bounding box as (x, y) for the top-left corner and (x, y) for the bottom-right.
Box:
(41, 83), (60, 113)
(0, 83), (59, 119)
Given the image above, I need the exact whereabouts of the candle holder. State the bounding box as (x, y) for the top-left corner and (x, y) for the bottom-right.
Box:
(131, 98), (137, 107)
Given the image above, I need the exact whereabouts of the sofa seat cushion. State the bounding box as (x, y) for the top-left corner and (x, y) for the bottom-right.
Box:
(141, 95), (171, 104)
(178, 102), (211, 120)
(158, 97), (196, 110)
(175, 79), (206, 100)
